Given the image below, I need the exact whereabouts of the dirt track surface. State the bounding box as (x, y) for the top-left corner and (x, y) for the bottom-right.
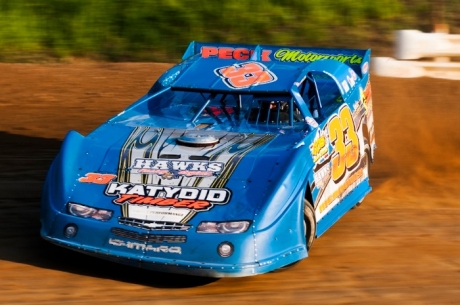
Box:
(0, 63), (459, 304)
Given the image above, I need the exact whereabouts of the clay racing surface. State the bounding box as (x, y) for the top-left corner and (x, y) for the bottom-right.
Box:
(0, 63), (459, 304)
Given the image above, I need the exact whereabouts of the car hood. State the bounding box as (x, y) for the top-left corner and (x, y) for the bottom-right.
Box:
(66, 125), (305, 229)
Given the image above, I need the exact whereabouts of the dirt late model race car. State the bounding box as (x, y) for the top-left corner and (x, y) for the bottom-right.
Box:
(40, 41), (376, 277)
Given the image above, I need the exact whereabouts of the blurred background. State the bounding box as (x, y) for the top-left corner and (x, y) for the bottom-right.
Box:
(0, 0), (458, 62)
(1, 2), (460, 303)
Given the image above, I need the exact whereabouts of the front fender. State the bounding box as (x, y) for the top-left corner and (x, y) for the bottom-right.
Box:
(249, 145), (313, 263)
(40, 130), (86, 235)
(253, 144), (313, 230)
(253, 188), (308, 267)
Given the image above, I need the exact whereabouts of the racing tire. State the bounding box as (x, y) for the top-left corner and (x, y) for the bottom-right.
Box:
(304, 199), (316, 250)
(275, 199), (317, 272)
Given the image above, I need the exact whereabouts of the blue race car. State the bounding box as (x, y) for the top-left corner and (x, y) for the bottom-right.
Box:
(40, 42), (376, 277)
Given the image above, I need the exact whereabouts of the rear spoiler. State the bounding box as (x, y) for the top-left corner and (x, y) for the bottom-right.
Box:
(182, 41), (371, 77)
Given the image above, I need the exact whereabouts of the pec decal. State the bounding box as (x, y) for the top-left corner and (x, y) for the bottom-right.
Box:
(129, 158), (224, 179)
(201, 46), (272, 61)
(214, 61), (277, 89)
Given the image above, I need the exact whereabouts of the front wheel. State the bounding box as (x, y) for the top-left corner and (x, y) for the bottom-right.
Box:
(275, 199), (317, 272)
(304, 199), (316, 250)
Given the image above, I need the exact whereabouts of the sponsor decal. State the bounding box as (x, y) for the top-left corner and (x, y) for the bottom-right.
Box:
(79, 173), (116, 184)
(111, 228), (187, 243)
(214, 61), (277, 89)
(274, 49), (363, 65)
(347, 68), (358, 88)
(360, 90), (367, 110)
(306, 117), (319, 128)
(106, 182), (231, 212)
(362, 61), (369, 74)
(199, 46), (364, 66)
(318, 167), (364, 213)
(118, 127), (163, 184)
(201, 46), (272, 61)
(113, 128), (276, 228)
(313, 162), (331, 190)
(309, 130), (329, 164)
(108, 238), (182, 254)
(361, 83), (372, 111)
(311, 104), (364, 214)
(341, 68), (358, 94)
(128, 158), (224, 179)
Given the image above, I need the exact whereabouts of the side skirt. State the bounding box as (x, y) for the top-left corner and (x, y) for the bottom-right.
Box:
(316, 179), (371, 237)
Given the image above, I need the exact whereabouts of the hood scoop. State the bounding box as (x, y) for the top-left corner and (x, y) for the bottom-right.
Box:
(177, 133), (219, 147)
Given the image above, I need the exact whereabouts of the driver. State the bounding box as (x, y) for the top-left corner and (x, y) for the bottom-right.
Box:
(249, 101), (289, 124)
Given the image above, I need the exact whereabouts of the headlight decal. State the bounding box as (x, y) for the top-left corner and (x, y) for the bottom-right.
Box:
(197, 221), (251, 233)
(67, 202), (113, 221)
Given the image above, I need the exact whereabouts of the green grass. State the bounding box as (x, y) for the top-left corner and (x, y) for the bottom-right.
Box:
(0, 0), (458, 62)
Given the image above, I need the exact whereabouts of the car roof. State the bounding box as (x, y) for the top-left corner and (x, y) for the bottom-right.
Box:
(168, 42), (371, 96)
(170, 57), (303, 94)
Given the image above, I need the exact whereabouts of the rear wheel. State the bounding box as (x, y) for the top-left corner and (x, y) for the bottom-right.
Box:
(304, 199), (316, 250)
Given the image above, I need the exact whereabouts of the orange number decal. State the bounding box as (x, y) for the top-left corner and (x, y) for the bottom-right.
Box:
(79, 173), (116, 184)
(215, 62), (277, 89)
(327, 106), (360, 183)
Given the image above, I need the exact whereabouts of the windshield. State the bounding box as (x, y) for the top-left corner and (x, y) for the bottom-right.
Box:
(115, 88), (307, 133)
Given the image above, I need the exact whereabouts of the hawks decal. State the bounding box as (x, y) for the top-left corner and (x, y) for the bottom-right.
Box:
(109, 128), (276, 229)
(129, 158), (224, 179)
(118, 127), (163, 184)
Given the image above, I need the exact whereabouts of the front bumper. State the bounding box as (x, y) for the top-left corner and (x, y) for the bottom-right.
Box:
(40, 207), (307, 277)
(42, 234), (306, 277)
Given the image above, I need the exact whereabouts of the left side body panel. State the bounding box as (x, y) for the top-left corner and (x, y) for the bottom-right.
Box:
(307, 76), (374, 237)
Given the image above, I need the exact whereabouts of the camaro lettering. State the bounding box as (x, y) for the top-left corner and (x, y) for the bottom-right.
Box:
(106, 183), (231, 211)
(108, 238), (182, 254)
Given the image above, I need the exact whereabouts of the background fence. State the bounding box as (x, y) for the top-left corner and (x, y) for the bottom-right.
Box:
(372, 29), (460, 80)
